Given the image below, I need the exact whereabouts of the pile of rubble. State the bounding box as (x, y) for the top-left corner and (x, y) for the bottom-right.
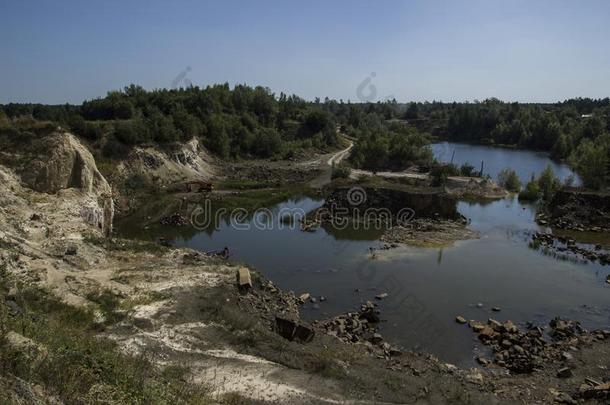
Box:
(531, 232), (610, 265)
(160, 213), (189, 227)
(460, 316), (610, 374)
(315, 301), (402, 358)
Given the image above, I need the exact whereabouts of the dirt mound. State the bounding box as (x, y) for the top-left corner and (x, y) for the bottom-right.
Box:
(117, 138), (217, 189)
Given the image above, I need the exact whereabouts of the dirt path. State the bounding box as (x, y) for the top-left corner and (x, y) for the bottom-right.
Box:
(307, 138), (354, 188)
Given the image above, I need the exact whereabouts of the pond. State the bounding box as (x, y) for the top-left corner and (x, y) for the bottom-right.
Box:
(118, 146), (608, 367)
(432, 141), (580, 185)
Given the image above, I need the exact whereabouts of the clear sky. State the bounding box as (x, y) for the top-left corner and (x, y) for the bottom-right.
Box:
(1, 0), (609, 104)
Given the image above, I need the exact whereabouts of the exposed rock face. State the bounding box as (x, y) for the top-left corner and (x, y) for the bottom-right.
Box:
(117, 137), (216, 189)
(24, 132), (111, 196)
(5, 132), (114, 237)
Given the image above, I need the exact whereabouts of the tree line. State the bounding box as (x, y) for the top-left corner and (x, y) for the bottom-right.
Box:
(1, 89), (609, 189)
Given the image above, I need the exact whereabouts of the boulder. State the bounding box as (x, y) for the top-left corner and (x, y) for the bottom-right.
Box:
(24, 133), (110, 196)
(237, 267), (252, 290)
(455, 315), (467, 324)
(274, 316), (315, 343)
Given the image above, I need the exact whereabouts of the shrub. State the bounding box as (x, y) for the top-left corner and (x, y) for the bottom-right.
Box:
(459, 163), (477, 177)
(537, 165), (561, 201)
(497, 168), (521, 192)
(518, 177), (540, 201)
(430, 163), (460, 186)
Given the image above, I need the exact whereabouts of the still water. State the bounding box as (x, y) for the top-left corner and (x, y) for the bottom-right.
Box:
(118, 145), (608, 366)
(432, 141), (580, 184)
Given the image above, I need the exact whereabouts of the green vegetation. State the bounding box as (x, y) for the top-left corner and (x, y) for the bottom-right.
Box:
(442, 98), (610, 189)
(430, 163), (460, 186)
(0, 270), (210, 403)
(348, 117), (433, 170)
(331, 162), (352, 179)
(2, 91), (609, 189)
(1, 84), (339, 160)
(497, 168), (521, 192)
(518, 165), (560, 202)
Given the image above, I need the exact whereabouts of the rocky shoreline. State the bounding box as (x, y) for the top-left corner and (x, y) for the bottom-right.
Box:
(531, 231), (610, 266)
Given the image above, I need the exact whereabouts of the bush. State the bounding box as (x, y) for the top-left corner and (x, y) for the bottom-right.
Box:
(430, 163), (460, 186)
(518, 178), (540, 201)
(459, 163), (477, 177)
(537, 165), (561, 201)
(497, 168), (521, 192)
(332, 162), (351, 179)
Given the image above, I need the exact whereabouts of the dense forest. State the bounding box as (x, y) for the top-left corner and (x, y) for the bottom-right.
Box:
(0, 85), (609, 189)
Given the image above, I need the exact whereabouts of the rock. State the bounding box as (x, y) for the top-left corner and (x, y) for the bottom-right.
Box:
(275, 316), (314, 343)
(455, 315), (467, 324)
(503, 320), (518, 333)
(476, 302), (483, 308)
(476, 356), (489, 365)
(375, 293), (388, 300)
(133, 317), (153, 330)
(319, 296), (327, 302)
(310, 297), (317, 303)
(298, 293), (310, 303)
(388, 347), (402, 357)
(466, 370), (484, 384)
(24, 132), (111, 196)
(561, 351), (574, 361)
(5, 300), (22, 316)
(492, 306), (501, 312)
(237, 267), (252, 290)
(294, 324), (315, 343)
(470, 322), (485, 332)
(444, 363), (457, 373)
(488, 318), (503, 331)
(371, 333), (383, 344)
(275, 316), (298, 340)
(359, 308), (380, 323)
(557, 367), (573, 378)
(478, 326), (497, 341)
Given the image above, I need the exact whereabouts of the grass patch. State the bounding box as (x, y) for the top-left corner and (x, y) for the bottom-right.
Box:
(84, 235), (169, 255)
(0, 280), (211, 403)
(85, 288), (126, 325)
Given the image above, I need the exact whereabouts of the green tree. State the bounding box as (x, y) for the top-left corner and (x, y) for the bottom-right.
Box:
(497, 168), (521, 192)
(569, 138), (609, 189)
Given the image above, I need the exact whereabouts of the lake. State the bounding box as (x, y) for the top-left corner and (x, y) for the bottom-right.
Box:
(432, 141), (580, 184)
(118, 144), (608, 366)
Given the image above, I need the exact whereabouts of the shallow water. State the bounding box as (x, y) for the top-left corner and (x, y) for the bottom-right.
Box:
(117, 146), (608, 366)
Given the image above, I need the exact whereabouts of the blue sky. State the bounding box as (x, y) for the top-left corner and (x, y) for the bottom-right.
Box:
(1, 0), (609, 104)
